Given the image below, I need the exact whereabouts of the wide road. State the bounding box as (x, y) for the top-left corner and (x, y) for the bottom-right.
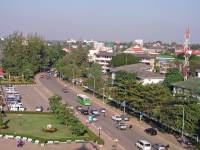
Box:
(39, 77), (182, 150)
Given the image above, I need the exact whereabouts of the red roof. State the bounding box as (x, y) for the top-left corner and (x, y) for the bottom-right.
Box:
(175, 49), (200, 56)
(0, 68), (4, 77)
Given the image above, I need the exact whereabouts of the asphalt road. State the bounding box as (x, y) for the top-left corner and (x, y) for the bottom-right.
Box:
(39, 77), (180, 150)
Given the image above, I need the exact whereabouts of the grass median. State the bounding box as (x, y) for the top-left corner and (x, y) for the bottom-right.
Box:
(0, 113), (101, 143)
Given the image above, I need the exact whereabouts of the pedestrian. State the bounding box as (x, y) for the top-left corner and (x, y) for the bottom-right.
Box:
(129, 125), (133, 129)
(165, 144), (170, 149)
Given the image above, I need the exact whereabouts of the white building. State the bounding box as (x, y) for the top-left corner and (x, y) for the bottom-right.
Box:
(88, 42), (114, 73)
(110, 63), (165, 85)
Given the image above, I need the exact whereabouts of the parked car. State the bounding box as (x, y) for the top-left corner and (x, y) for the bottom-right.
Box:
(101, 108), (106, 113)
(152, 143), (166, 150)
(10, 104), (25, 111)
(80, 109), (89, 115)
(116, 122), (127, 130)
(121, 115), (129, 121)
(144, 128), (157, 136)
(91, 109), (100, 116)
(112, 115), (122, 121)
(92, 115), (98, 122)
(35, 106), (44, 112)
(136, 140), (151, 150)
(40, 74), (44, 78)
(76, 106), (83, 111)
(62, 87), (68, 93)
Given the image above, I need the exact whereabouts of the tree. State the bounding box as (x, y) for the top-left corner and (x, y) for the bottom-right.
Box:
(110, 53), (139, 67)
(163, 68), (184, 89)
(2, 32), (64, 79)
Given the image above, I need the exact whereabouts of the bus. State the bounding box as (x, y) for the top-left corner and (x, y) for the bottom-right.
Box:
(77, 94), (91, 106)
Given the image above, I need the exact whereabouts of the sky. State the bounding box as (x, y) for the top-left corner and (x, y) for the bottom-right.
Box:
(0, 0), (200, 43)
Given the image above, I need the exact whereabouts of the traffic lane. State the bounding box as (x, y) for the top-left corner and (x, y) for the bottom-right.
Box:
(39, 78), (78, 107)
(39, 78), (169, 150)
(16, 86), (49, 111)
(92, 109), (169, 150)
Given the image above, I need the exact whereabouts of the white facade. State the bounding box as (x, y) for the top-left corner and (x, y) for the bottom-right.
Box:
(88, 44), (113, 73)
(139, 78), (164, 85)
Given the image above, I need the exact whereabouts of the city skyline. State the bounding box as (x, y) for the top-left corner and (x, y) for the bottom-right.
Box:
(0, 0), (199, 43)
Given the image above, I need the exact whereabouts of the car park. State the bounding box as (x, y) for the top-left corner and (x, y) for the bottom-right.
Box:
(35, 106), (44, 112)
(121, 115), (129, 121)
(136, 140), (151, 150)
(144, 128), (157, 136)
(116, 122), (127, 130)
(152, 143), (166, 150)
(80, 109), (89, 115)
(112, 115), (122, 121)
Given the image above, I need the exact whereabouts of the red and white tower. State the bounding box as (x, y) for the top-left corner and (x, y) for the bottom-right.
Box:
(182, 26), (192, 80)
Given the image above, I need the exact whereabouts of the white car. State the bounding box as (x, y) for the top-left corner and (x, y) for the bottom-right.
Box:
(112, 115), (122, 121)
(10, 106), (25, 111)
(136, 140), (151, 150)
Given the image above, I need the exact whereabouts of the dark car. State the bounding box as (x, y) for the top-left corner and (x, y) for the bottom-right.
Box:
(152, 143), (166, 150)
(144, 128), (157, 136)
(121, 115), (129, 121)
(62, 87), (68, 93)
(116, 122), (127, 130)
(80, 109), (89, 115)
(90, 109), (100, 116)
(76, 106), (83, 111)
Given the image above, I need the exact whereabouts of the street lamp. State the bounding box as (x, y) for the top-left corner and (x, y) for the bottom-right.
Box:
(174, 104), (185, 139)
(93, 77), (95, 97)
(114, 138), (118, 149)
(98, 127), (102, 139)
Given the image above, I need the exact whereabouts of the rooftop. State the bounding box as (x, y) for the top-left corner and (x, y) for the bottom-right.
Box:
(172, 78), (200, 94)
(110, 63), (165, 79)
(96, 51), (114, 57)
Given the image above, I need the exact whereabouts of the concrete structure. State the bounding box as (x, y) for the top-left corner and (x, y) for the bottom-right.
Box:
(110, 63), (165, 85)
(88, 50), (114, 73)
(172, 78), (200, 100)
(88, 42), (114, 73)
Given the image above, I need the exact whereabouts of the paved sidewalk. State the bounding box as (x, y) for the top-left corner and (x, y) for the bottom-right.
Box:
(56, 78), (184, 150)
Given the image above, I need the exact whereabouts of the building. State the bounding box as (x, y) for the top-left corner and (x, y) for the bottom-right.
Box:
(156, 55), (175, 74)
(196, 69), (200, 78)
(110, 63), (165, 85)
(172, 78), (200, 99)
(88, 50), (114, 73)
(88, 42), (114, 73)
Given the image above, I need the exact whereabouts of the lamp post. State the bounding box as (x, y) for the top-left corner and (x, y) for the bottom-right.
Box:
(175, 104), (185, 139)
(93, 77), (95, 97)
(114, 138), (118, 149)
(98, 127), (102, 139)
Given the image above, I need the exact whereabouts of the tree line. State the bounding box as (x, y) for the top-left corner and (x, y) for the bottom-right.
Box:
(2, 32), (65, 80)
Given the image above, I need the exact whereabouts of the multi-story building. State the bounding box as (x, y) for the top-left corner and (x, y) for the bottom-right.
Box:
(88, 42), (114, 73)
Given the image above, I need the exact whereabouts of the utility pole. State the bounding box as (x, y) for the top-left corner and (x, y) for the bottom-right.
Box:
(182, 106), (185, 139)
(102, 87), (105, 104)
(175, 105), (185, 139)
(73, 68), (75, 87)
(93, 77), (95, 97)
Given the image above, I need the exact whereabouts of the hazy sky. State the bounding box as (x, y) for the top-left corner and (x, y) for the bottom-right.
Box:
(0, 0), (199, 43)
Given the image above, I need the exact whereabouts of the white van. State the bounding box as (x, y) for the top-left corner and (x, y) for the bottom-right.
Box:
(10, 104), (25, 111)
(136, 140), (151, 150)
